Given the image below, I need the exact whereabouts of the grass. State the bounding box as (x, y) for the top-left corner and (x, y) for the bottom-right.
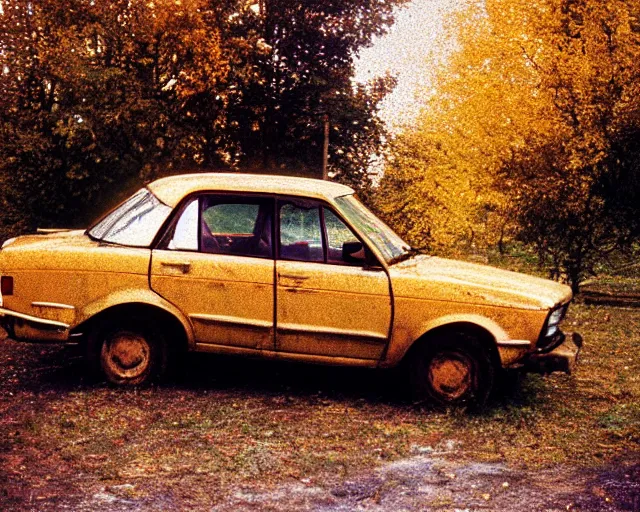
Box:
(1, 280), (639, 508)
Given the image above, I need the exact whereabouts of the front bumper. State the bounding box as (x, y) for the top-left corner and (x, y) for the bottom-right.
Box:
(524, 332), (583, 375)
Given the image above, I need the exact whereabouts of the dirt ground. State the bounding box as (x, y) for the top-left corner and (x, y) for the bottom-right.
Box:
(1, 302), (639, 511)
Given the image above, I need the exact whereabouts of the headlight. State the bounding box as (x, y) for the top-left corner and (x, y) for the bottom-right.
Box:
(545, 304), (567, 337)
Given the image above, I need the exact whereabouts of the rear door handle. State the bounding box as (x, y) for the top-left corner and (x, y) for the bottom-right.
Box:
(161, 261), (191, 274)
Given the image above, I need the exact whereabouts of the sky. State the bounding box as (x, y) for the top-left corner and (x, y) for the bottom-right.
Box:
(354, 0), (464, 130)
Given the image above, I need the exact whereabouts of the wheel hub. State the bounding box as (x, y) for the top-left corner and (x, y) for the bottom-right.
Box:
(102, 331), (150, 379)
(427, 351), (474, 401)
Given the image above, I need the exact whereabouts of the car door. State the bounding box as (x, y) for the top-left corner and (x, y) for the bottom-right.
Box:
(150, 194), (275, 350)
(275, 198), (391, 361)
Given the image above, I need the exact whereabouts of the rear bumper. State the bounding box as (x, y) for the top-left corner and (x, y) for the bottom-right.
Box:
(524, 332), (583, 375)
(0, 307), (70, 342)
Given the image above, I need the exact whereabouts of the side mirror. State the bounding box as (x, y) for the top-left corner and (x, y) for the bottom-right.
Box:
(342, 240), (365, 264)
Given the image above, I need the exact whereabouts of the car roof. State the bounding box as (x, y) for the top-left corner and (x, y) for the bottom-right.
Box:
(147, 172), (355, 207)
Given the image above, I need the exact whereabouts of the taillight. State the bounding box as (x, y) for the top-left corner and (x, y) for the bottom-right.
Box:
(1, 276), (13, 296)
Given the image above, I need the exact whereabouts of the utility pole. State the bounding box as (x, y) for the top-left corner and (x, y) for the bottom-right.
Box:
(322, 114), (329, 180)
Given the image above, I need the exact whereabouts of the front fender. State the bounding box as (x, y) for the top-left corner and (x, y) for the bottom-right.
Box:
(419, 313), (510, 343)
(382, 299), (539, 368)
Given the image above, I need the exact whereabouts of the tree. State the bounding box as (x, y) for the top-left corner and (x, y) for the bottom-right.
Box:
(0, 0), (228, 235)
(377, 0), (640, 291)
(216, 0), (406, 185)
(0, 0), (407, 239)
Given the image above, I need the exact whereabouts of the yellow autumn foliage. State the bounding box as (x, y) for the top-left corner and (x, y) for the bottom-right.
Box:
(377, 0), (640, 272)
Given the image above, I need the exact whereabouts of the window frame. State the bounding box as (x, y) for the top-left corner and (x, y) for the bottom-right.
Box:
(152, 191), (383, 268)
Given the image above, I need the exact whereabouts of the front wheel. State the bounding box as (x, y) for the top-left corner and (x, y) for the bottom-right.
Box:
(87, 321), (167, 386)
(408, 332), (494, 407)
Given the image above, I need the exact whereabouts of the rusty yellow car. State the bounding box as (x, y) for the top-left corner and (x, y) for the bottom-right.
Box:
(0, 173), (581, 405)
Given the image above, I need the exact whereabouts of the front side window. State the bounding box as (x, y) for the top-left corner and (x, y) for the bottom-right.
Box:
(323, 208), (362, 265)
(279, 202), (324, 262)
(278, 200), (366, 266)
(88, 188), (172, 247)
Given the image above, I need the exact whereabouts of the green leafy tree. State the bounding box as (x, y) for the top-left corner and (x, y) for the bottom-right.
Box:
(217, 0), (406, 186)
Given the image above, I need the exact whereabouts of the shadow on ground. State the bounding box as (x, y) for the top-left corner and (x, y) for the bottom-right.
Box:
(1, 324), (535, 410)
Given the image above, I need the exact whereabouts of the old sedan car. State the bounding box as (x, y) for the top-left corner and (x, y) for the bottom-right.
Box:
(0, 173), (581, 405)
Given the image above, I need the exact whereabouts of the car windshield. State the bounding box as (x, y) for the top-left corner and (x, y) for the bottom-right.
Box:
(88, 188), (172, 247)
(334, 195), (412, 264)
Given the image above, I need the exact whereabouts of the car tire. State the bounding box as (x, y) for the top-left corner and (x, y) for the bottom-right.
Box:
(408, 332), (494, 408)
(87, 320), (168, 386)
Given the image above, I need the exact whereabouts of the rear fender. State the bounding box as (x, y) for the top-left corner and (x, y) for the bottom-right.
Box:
(76, 288), (195, 348)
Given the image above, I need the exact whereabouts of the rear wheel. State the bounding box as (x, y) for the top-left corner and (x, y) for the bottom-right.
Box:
(87, 320), (167, 386)
(409, 332), (494, 407)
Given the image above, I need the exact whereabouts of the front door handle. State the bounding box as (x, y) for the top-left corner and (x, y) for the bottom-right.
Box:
(278, 273), (309, 281)
(161, 261), (191, 274)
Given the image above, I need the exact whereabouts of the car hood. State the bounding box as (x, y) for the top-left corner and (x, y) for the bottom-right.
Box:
(389, 255), (572, 310)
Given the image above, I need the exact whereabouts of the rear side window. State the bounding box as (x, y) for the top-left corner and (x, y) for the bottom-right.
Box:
(166, 199), (198, 251)
(162, 195), (273, 259)
(203, 203), (261, 235)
